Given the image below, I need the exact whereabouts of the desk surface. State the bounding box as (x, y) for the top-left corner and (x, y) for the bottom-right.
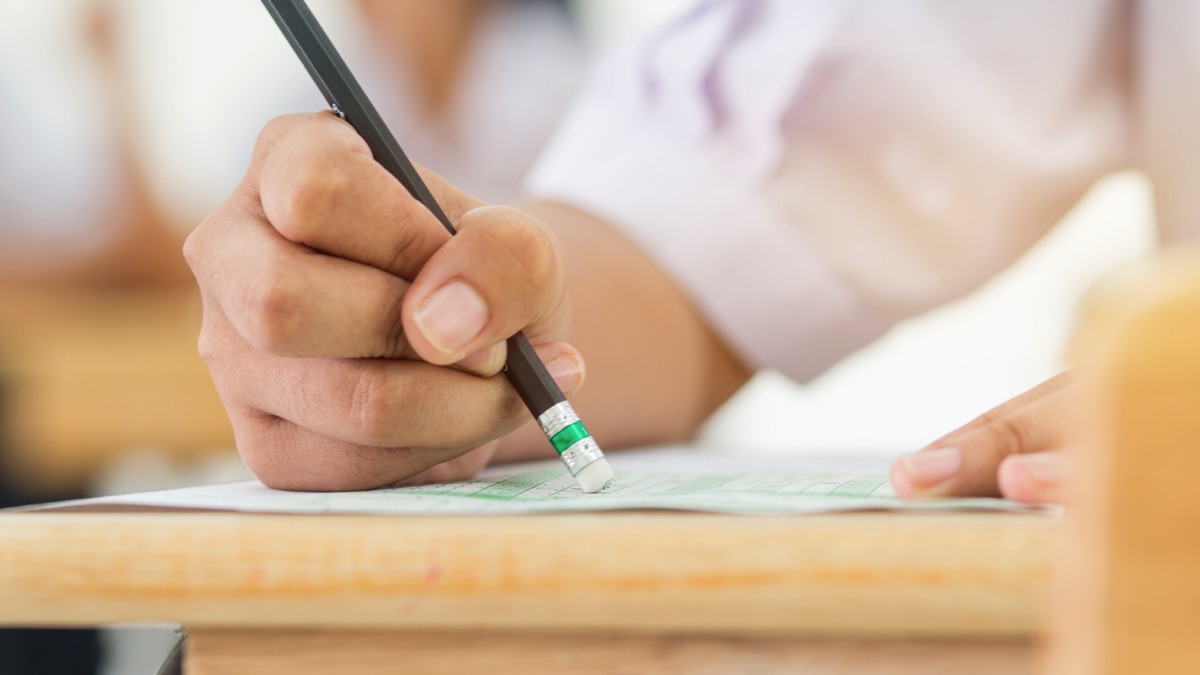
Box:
(0, 510), (1054, 637)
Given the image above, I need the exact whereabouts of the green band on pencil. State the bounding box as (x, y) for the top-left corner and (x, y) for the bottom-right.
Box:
(549, 421), (590, 455)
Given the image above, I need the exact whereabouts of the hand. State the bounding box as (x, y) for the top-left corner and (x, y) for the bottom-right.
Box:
(184, 113), (584, 491)
(889, 372), (1076, 504)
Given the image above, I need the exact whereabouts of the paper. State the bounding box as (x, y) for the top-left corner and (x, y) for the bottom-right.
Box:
(26, 448), (1041, 516)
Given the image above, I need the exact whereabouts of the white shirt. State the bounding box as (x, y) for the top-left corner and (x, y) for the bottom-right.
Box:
(528, 0), (1192, 383)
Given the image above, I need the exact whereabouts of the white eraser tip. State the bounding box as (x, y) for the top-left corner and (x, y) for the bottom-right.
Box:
(574, 458), (614, 494)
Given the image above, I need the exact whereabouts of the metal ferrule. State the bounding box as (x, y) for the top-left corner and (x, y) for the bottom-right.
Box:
(537, 401), (580, 440)
(559, 437), (604, 477)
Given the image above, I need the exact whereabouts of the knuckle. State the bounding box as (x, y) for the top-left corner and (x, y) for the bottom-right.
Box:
(181, 227), (205, 273)
(272, 158), (348, 242)
(255, 116), (293, 151)
(983, 410), (1029, 458)
(240, 265), (307, 354)
(195, 312), (241, 374)
(348, 367), (400, 446)
(195, 321), (221, 366)
(251, 115), (303, 170)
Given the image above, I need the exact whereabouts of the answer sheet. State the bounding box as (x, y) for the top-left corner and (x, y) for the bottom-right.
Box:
(34, 448), (1040, 515)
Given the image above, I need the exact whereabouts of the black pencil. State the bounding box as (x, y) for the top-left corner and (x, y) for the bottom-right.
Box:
(259, 0), (613, 492)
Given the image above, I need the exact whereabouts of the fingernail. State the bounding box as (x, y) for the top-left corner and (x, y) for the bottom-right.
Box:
(1014, 453), (1067, 485)
(898, 447), (962, 488)
(545, 353), (584, 393)
(415, 281), (488, 355)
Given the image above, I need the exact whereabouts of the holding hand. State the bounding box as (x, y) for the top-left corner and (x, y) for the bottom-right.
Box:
(184, 113), (584, 491)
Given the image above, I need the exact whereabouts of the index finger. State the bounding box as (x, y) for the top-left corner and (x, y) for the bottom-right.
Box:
(254, 113), (479, 280)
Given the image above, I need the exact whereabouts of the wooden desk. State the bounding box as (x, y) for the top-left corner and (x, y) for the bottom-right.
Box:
(0, 510), (1053, 674)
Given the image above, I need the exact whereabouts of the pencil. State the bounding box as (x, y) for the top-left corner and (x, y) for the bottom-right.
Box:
(259, 0), (614, 493)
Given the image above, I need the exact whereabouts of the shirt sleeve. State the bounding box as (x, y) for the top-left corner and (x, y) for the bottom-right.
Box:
(526, 0), (1129, 382)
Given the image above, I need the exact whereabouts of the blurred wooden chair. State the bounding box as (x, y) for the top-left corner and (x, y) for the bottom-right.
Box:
(0, 287), (234, 495)
(1049, 251), (1200, 674)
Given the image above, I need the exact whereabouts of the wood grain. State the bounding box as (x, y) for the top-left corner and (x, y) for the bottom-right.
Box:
(0, 511), (1053, 636)
(186, 628), (1036, 675)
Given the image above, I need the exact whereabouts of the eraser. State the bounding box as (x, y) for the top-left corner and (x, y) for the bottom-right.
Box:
(574, 457), (614, 494)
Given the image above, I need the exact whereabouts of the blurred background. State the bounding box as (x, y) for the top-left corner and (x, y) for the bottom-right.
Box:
(0, 0), (1153, 673)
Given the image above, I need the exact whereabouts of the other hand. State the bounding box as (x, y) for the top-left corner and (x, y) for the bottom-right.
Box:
(889, 372), (1075, 504)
